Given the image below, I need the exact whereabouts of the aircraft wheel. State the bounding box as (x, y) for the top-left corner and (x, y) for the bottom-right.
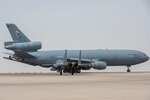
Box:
(77, 70), (81, 73)
(71, 68), (74, 75)
(71, 72), (74, 75)
(127, 69), (131, 72)
(9, 56), (12, 60)
(60, 70), (62, 75)
(127, 66), (131, 72)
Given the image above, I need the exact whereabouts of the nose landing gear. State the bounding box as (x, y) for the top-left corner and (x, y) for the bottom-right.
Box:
(127, 66), (131, 72)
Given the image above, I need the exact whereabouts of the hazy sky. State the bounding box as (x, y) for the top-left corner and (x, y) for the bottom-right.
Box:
(0, 0), (150, 72)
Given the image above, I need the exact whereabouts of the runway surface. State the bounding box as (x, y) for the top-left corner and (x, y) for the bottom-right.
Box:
(0, 72), (150, 100)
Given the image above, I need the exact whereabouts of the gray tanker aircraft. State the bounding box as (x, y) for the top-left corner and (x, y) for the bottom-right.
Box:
(3, 24), (149, 75)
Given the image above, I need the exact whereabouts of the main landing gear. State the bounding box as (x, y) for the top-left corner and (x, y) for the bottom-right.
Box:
(59, 69), (63, 75)
(127, 66), (131, 72)
(59, 66), (81, 75)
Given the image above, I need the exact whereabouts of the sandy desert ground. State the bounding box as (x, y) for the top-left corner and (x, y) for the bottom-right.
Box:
(0, 72), (150, 100)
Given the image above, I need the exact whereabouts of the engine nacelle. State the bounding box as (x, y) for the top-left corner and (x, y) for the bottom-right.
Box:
(5, 41), (42, 51)
(92, 61), (107, 70)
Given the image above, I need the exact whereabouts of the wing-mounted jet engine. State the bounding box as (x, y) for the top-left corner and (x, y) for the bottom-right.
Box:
(91, 61), (107, 70)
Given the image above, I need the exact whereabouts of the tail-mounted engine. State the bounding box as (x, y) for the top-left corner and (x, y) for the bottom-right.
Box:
(4, 41), (42, 51)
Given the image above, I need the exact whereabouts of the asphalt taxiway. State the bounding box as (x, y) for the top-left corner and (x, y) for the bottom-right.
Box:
(0, 72), (150, 100)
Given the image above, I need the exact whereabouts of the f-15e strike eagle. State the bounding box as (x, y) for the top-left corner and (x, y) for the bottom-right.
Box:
(3, 24), (149, 75)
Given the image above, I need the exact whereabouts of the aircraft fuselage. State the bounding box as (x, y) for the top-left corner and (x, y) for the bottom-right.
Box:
(24, 49), (149, 67)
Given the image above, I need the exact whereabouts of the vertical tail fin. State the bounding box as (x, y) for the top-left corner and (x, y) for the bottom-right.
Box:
(78, 50), (81, 64)
(64, 49), (67, 64)
(6, 24), (31, 42)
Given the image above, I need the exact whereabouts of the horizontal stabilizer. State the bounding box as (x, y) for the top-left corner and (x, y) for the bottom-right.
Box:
(14, 50), (36, 58)
(2, 52), (14, 56)
(3, 57), (15, 61)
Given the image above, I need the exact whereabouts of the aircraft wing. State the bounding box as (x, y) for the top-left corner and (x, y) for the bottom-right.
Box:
(40, 58), (91, 68)
(40, 64), (53, 68)
(14, 50), (36, 58)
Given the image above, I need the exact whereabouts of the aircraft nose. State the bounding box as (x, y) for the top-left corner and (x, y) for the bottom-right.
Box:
(140, 53), (149, 62)
(142, 53), (149, 62)
(145, 55), (149, 61)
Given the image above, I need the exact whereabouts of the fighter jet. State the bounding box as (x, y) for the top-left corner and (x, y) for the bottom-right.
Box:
(3, 24), (149, 75)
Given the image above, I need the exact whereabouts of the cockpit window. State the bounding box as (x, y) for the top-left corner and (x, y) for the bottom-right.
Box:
(128, 55), (134, 58)
(143, 53), (146, 56)
(128, 54), (138, 58)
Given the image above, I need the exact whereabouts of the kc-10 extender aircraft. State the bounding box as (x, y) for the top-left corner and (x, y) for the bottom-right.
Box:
(3, 24), (149, 75)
